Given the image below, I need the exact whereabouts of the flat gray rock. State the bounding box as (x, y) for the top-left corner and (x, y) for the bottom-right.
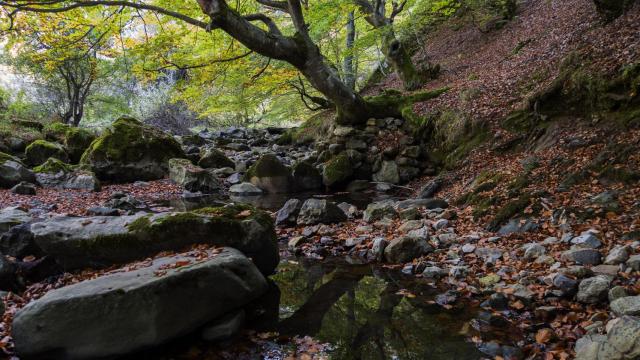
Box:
(13, 248), (267, 360)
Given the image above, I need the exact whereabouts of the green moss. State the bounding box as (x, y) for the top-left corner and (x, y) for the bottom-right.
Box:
(33, 157), (73, 174)
(65, 127), (96, 163)
(44, 122), (71, 141)
(245, 154), (291, 180)
(598, 166), (640, 183)
(322, 153), (353, 188)
(365, 88), (449, 126)
(25, 139), (68, 165)
(126, 215), (152, 233)
(0, 151), (20, 164)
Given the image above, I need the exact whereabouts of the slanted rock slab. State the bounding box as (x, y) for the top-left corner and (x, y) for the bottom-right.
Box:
(13, 247), (268, 360)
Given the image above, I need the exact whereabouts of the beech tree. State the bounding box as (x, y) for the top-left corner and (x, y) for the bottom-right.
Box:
(1, 0), (419, 125)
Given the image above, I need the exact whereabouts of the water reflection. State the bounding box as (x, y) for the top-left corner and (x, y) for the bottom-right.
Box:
(270, 257), (485, 360)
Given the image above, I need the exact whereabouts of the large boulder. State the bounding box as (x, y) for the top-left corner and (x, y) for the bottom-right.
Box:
(0, 153), (35, 188)
(363, 200), (398, 223)
(13, 247), (268, 360)
(64, 127), (96, 164)
(275, 199), (302, 226)
(322, 153), (353, 188)
(80, 117), (185, 182)
(292, 162), (322, 191)
(198, 148), (235, 169)
(574, 316), (640, 360)
(296, 199), (347, 225)
(25, 140), (68, 166)
(33, 158), (101, 191)
(30, 205), (278, 275)
(373, 160), (400, 184)
(168, 158), (221, 193)
(245, 154), (292, 193)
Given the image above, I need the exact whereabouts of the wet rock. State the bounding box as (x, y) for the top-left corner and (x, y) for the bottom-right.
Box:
(611, 296), (640, 316)
(605, 245), (631, 265)
(198, 148), (235, 169)
(484, 293), (509, 310)
(561, 248), (602, 265)
(435, 290), (458, 306)
(363, 200), (397, 223)
(384, 236), (432, 263)
(10, 181), (36, 195)
(13, 248), (268, 359)
(275, 199), (302, 226)
(30, 205), (278, 275)
(81, 117), (185, 182)
(422, 266), (446, 279)
(577, 276), (611, 304)
(229, 182), (263, 196)
(296, 199), (347, 226)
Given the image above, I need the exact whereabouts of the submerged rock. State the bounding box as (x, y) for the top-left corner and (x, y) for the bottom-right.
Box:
(30, 205), (278, 275)
(13, 248), (268, 360)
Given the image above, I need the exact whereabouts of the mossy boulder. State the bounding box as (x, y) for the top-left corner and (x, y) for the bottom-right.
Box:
(168, 158), (221, 193)
(0, 152), (35, 188)
(244, 154), (292, 193)
(198, 148), (235, 169)
(43, 122), (72, 142)
(322, 153), (354, 188)
(65, 127), (96, 163)
(30, 204), (278, 275)
(292, 161), (322, 191)
(80, 117), (185, 182)
(25, 140), (69, 166)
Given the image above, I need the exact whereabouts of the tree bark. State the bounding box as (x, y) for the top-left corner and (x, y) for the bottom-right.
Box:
(382, 29), (422, 91)
(343, 11), (356, 90)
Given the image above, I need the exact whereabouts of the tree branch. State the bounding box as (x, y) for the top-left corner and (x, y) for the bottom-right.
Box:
(255, 0), (288, 12)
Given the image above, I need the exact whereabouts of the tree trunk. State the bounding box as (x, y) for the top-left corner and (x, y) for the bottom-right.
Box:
(382, 30), (422, 91)
(343, 11), (356, 90)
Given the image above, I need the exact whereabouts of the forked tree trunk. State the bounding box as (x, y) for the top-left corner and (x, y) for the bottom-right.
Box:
(382, 30), (422, 91)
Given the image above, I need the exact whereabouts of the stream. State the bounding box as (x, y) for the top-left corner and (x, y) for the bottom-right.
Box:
(139, 192), (521, 359)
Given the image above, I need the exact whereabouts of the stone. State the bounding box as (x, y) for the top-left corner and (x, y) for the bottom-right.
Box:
(522, 243), (546, 261)
(433, 218), (449, 230)
(169, 158), (221, 193)
(462, 244), (476, 253)
(363, 200), (397, 223)
(337, 202), (358, 218)
(422, 266), (446, 279)
(34, 158), (101, 192)
(198, 148), (235, 169)
(81, 117), (185, 182)
(333, 126), (354, 137)
(10, 181), (36, 195)
(591, 264), (619, 277)
(418, 178), (442, 199)
(296, 199), (347, 225)
(497, 218), (539, 235)
(63, 127), (96, 164)
(575, 316), (640, 360)
(0, 154), (36, 189)
(229, 182), (263, 196)
(29, 205), (278, 275)
(0, 207), (32, 233)
(553, 274), (578, 296)
(322, 153), (353, 188)
(571, 231), (602, 249)
(609, 286), (629, 302)
(605, 246), (631, 265)
(292, 161), (322, 191)
(371, 237), (388, 261)
(245, 154), (292, 193)
(275, 199), (302, 226)
(561, 248), (602, 265)
(577, 276), (611, 304)
(86, 207), (119, 216)
(611, 296), (640, 316)
(399, 207), (421, 220)
(0, 256), (18, 291)
(25, 140), (68, 166)
(384, 236), (433, 263)
(13, 248), (268, 359)
(479, 274), (501, 287)
(626, 255), (640, 271)
(475, 247), (504, 265)
(0, 223), (40, 258)
(372, 160), (400, 184)
(288, 236), (308, 250)
(201, 310), (246, 342)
